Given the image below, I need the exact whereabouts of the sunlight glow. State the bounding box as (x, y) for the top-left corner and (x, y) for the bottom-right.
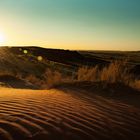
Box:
(0, 33), (5, 44)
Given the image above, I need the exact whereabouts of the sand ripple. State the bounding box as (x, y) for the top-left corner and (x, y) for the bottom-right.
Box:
(0, 88), (140, 140)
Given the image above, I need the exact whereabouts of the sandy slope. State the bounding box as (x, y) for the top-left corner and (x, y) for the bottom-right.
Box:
(0, 88), (140, 140)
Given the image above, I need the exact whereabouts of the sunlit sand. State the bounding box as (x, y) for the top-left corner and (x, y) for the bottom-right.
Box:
(0, 88), (140, 140)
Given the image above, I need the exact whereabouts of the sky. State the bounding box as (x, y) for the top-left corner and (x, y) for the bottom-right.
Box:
(0, 0), (140, 50)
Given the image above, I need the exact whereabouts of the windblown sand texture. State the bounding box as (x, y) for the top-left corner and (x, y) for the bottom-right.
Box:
(0, 88), (140, 140)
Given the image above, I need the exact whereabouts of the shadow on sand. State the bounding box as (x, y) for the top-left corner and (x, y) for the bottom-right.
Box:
(0, 75), (38, 89)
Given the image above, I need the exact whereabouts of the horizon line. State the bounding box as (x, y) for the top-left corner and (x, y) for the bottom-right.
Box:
(0, 46), (140, 52)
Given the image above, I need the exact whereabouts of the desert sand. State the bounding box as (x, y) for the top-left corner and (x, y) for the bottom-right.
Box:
(0, 88), (140, 140)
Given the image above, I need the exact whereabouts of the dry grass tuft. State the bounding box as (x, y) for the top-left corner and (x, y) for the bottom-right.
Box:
(77, 60), (131, 84)
(25, 69), (72, 89)
(77, 60), (140, 91)
(77, 66), (99, 82)
(25, 74), (43, 88)
(24, 61), (140, 90)
(42, 69), (63, 88)
(100, 61), (128, 83)
(129, 80), (140, 91)
(42, 69), (73, 89)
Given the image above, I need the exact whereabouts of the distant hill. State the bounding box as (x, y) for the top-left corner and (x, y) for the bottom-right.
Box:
(9, 46), (109, 66)
(10, 46), (85, 67)
(0, 46), (109, 78)
(0, 46), (139, 78)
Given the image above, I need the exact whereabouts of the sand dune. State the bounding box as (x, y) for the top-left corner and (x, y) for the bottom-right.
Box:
(0, 88), (140, 140)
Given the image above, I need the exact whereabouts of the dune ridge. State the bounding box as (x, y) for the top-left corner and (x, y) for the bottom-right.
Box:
(0, 88), (140, 140)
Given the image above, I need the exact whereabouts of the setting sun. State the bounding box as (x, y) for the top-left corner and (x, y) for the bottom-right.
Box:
(0, 33), (5, 44)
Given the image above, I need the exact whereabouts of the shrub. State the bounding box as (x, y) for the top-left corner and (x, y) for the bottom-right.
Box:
(129, 80), (140, 91)
(43, 69), (63, 88)
(77, 66), (99, 82)
(25, 74), (43, 87)
(77, 60), (131, 84)
(100, 60), (128, 83)
(25, 60), (140, 91)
